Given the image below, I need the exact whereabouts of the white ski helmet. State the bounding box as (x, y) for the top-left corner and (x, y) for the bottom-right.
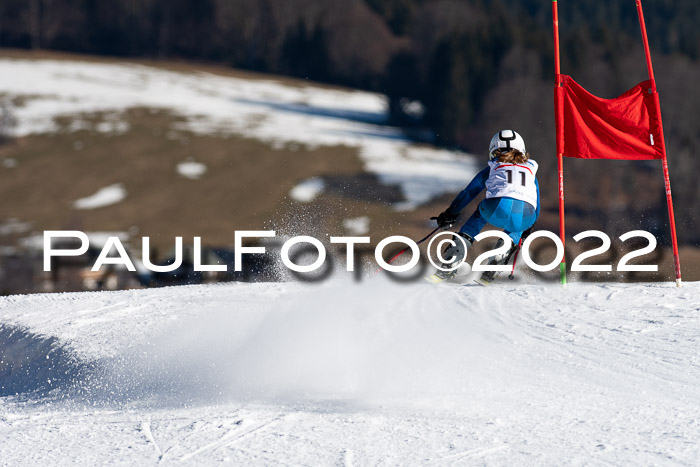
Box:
(489, 129), (526, 160)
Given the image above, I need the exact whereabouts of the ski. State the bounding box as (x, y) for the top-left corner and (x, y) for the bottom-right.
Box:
(424, 274), (449, 284)
(473, 277), (491, 286)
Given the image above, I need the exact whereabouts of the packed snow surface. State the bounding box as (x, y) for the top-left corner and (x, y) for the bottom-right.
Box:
(0, 58), (480, 209)
(1, 279), (699, 465)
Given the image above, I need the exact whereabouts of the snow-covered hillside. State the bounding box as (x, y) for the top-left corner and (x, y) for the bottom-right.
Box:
(0, 57), (480, 210)
(1, 280), (699, 465)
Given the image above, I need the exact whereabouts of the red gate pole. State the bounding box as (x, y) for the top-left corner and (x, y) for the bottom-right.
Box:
(553, 0), (567, 285)
(636, 0), (682, 287)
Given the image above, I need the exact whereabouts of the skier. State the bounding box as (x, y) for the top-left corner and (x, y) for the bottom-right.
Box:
(428, 129), (540, 284)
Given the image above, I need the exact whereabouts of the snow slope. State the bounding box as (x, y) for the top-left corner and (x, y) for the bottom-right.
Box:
(0, 58), (480, 210)
(1, 280), (699, 465)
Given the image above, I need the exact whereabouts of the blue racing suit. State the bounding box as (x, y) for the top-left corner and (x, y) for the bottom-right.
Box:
(445, 166), (540, 245)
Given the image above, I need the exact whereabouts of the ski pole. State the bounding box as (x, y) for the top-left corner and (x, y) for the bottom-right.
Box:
(375, 225), (441, 273)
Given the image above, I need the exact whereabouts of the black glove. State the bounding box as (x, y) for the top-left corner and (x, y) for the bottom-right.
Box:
(431, 210), (457, 228)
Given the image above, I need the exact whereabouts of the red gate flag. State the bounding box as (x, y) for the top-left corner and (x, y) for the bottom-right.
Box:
(552, 0), (681, 286)
(555, 75), (664, 160)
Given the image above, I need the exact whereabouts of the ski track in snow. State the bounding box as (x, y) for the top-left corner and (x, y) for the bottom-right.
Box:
(1, 280), (699, 464)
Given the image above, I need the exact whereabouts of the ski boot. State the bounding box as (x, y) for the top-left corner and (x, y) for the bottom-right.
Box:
(425, 233), (474, 284)
(475, 238), (519, 286)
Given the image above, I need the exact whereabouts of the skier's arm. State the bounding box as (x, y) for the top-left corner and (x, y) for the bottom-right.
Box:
(535, 178), (541, 219)
(446, 167), (489, 215)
